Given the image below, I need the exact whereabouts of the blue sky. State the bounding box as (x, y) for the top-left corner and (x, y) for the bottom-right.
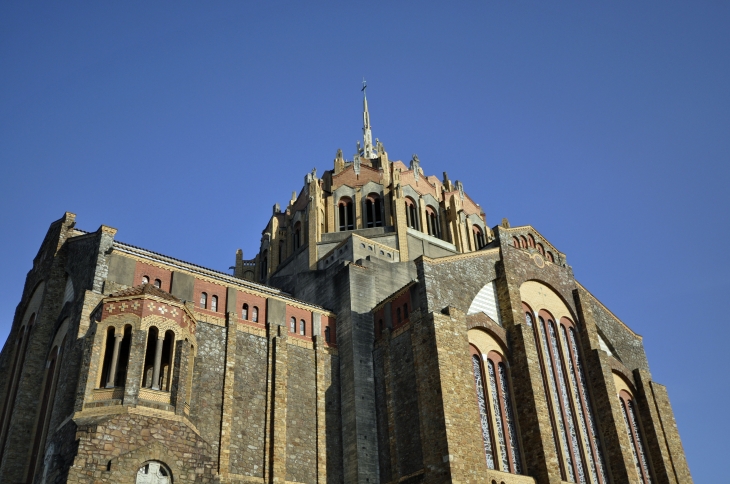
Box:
(1, 2), (728, 480)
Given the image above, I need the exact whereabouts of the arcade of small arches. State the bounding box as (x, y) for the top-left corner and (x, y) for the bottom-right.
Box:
(512, 234), (554, 263)
(94, 313), (196, 409)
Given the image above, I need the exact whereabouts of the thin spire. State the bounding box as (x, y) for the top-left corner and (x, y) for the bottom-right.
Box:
(361, 78), (375, 159)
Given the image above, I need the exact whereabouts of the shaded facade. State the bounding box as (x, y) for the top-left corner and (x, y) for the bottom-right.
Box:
(0, 93), (691, 483)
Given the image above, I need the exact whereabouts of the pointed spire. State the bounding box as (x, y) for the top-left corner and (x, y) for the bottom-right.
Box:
(361, 79), (375, 159)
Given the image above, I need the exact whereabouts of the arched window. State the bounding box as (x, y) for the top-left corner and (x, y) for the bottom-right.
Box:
(404, 198), (419, 230)
(300, 319), (306, 336)
(279, 240), (285, 263)
(366, 194), (383, 228)
(396, 307), (402, 325)
(290, 317), (296, 333)
(0, 307), (38, 463)
(470, 344), (522, 474)
(294, 222), (302, 249)
(546, 251), (554, 263)
(136, 461), (172, 484)
(528, 234), (536, 248)
(260, 251), (268, 281)
(403, 303), (409, 320)
(28, 335), (67, 483)
(324, 326), (331, 343)
(426, 206), (440, 237)
(142, 328), (176, 391)
(200, 292), (208, 309)
(474, 225), (486, 249)
(513, 237), (520, 248)
(154, 279), (162, 288)
(339, 197), (354, 231)
(379, 319), (384, 335)
(620, 391), (652, 483)
(520, 236), (527, 249)
(537, 243), (545, 256)
(142, 275), (149, 284)
(99, 325), (132, 389)
(530, 312), (609, 484)
(252, 306), (259, 322)
(242, 303), (249, 320)
(211, 295), (218, 312)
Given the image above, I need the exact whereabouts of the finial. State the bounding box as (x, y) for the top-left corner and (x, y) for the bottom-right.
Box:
(362, 78), (367, 93)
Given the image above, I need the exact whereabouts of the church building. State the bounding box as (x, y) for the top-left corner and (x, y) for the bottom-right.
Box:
(0, 88), (691, 484)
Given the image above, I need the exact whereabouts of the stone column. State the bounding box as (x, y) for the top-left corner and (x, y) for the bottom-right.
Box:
(105, 332), (123, 388)
(151, 334), (165, 390)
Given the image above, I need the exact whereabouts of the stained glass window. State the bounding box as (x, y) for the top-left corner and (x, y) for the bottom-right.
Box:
(621, 394), (652, 484)
(487, 359), (510, 471)
(472, 355), (496, 469)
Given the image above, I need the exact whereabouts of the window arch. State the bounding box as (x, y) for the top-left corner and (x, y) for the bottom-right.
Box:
(426, 206), (440, 237)
(279, 240), (286, 263)
(546, 251), (554, 263)
(537, 243), (545, 256)
(252, 306), (259, 323)
(211, 295), (218, 312)
(290, 317), (296, 333)
(519, 236), (527, 249)
(324, 326), (331, 343)
(242, 303), (249, 320)
(142, 327), (176, 391)
(142, 275), (150, 285)
(366, 193), (383, 228)
(293, 222), (302, 249)
(396, 307), (402, 325)
(513, 237), (520, 248)
(136, 460), (172, 484)
(338, 197), (354, 231)
(200, 292), (208, 309)
(404, 198), (419, 230)
(620, 390), (652, 483)
(528, 308), (609, 484)
(260, 251), (268, 281)
(473, 225), (486, 249)
(300, 319), (306, 336)
(528, 234), (536, 248)
(469, 340), (522, 474)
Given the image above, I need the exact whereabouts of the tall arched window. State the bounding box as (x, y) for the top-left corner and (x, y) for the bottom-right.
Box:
(529, 310), (609, 484)
(200, 292), (208, 309)
(405, 198), (419, 230)
(27, 335), (66, 483)
(513, 237), (520, 248)
(528, 234), (536, 248)
(520, 236), (527, 248)
(473, 225), (486, 249)
(252, 306), (259, 322)
(339, 197), (354, 231)
(470, 343), (522, 474)
(546, 251), (555, 263)
(426, 207), (440, 237)
(620, 391), (652, 484)
(537, 243), (545, 256)
(299, 319), (306, 336)
(142, 327), (176, 392)
(154, 279), (162, 288)
(211, 295), (218, 312)
(242, 303), (249, 320)
(325, 326), (331, 343)
(260, 251), (268, 281)
(293, 222), (302, 249)
(142, 275), (150, 284)
(366, 194), (383, 228)
(100, 325), (132, 388)
(290, 317), (296, 333)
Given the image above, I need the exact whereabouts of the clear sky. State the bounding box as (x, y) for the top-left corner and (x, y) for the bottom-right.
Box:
(1, 2), (728, 480)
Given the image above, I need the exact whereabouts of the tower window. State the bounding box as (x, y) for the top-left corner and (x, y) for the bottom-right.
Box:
(339, 197), (354, 231)
(405, 198), (419, 230)
(300, 319), (306, 336)
(154, 279), (162, 288)
(366, 194), (383, 228)
(142, 276), (149, 285)
(242, 303), (249, 320)
(200, 292), (208, 309)
(252, 306), (259, 322)
(474, 226), (486, 249)
(290, 317), (296, 333)
(426, 207), (440, 237)
(211, 295), (218, 312)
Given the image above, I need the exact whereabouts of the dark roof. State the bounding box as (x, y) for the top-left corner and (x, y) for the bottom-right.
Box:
(108, 283), (182, 303)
